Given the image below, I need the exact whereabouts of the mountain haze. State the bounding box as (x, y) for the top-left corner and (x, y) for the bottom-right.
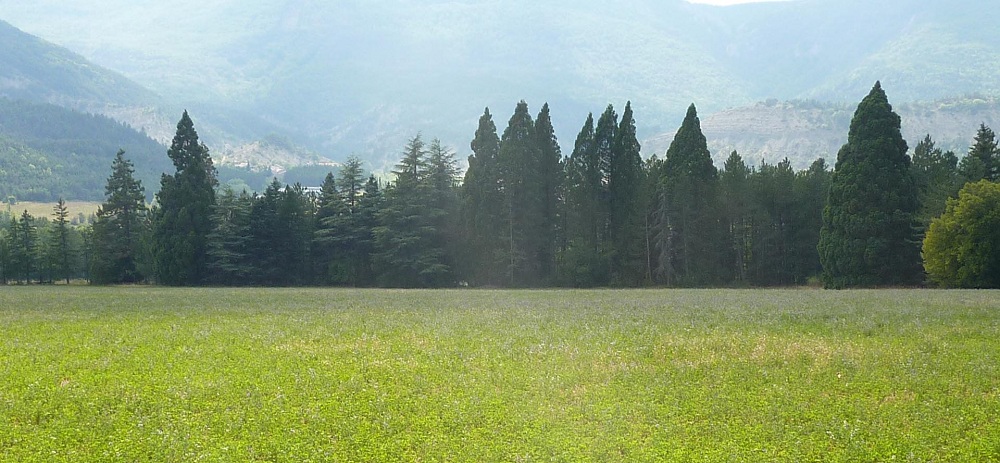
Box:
(1, 0), (998, 171)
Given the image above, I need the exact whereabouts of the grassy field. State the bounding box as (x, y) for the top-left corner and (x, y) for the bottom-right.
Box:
(1, 287), (998, 462)
(5, 201), (101, 222)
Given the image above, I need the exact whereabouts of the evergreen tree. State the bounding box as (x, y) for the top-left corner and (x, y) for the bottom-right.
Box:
(818, 82), (922, 288)
(10, 210), (37, 283)
(353, 175), (383, 286)
(374, 135), (454, 287)
(911, 135), (960, 229)
(339, 156), (365, 212)
(497, 101), (542, 286)
(720, 151), (753, 284)
(560, 113), (607, 286)
(790, 158), (831, 283)
(535, 103), (563, 284)
(312, 172), (348, 284)
(248, 179), (284, 285)
(608, 101), (644, 285)
(51, 198), (73, 284)
(90, 150), (148, 284)
(0, 225), (9, 284)
(460, 108), (504, 286)
(206, 186), (254, 285)
(152, 111), (217, 285)
(966, 124), (999, 182)
(275, 183), (314, 285)
(750, 158), (797, 285)
(655, 104), (723, 286)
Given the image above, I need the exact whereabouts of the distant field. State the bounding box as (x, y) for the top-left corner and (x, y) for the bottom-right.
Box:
(1, 288), (998, 461)
(5, 201), (101, 222)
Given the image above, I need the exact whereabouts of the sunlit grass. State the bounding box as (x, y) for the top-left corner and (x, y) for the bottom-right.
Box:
(1, 287), (998, 461)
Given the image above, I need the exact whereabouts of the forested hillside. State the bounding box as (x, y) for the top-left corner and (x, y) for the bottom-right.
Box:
(0, 99), (169, 201)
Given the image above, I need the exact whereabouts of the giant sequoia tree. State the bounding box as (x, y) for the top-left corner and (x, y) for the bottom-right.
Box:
(152, 111), (218, 285)
(818, 82), (921, 288)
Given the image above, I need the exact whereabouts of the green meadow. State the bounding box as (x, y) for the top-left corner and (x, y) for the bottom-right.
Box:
(1, 287), (998, 461)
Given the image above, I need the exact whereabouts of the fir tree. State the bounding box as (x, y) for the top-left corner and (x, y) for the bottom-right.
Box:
(535, 103), (563, 284)
(51, 198), (73, 284)
(655, 104), (723, 286)
(561, 113), (607, 286)
(911, 135), (960, 229)
(966, 124), (999, 182)
(720, 151), (753, 284)
(90, 150), (147, 284)
(152, 111), (218, 285)
(608, 101), (644, 285)
(374, 135), (454, 287)
(206, 186), (254, 285)
(497, 101), (542, 286)
(460, 108), (504, 285)
(818, 82), (922, 288)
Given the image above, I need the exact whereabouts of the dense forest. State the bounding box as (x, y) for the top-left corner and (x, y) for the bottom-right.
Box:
(2, 83), (998, 288)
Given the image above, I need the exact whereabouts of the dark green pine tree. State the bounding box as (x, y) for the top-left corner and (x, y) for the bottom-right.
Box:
(323, 160), (375, 286)
(560, 113), (607, 286)
(0, 223), (9, 285)
(750, 158), (797, 286)
(534, 103), (563, 284)
(152, 111), (218, 285)
(961, 124), (999, 182)
(608, 101), (644, 285)
(374, 134), (454, 287)
(275, 183), (314, 285)
(339, 156), (366, 212)
(497, 101), (542, 286)
(353, 175), (383, 286)
(818, 82), (922, 288)
(791, 158), (832, 283)
(460, 108), (504, 286)
(312, 172), (348, 284)
(51, 198), (73, 284)
(720, 151), (754, 284)
(90, 149), (148, 284)
(206, 186), (254, 285)
(10, 210), (37, 283)
(911, 135), (960, 229)
(248, 179), (285, 285)
(655, 104), (724, 286)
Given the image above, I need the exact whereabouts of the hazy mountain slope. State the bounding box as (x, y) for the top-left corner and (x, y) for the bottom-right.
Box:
(0, 99), (170, 201)
(1, 0), (998, 170)
(643, 96), (1000, 169)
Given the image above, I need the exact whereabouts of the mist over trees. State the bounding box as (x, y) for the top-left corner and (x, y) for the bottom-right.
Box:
(4, 83), (999, 288)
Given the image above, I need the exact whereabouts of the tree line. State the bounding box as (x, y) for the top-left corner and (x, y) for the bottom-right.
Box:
(2, 83), (998, 288)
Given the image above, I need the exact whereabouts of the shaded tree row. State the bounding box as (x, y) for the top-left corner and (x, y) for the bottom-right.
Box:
(7, 86), (998, 288)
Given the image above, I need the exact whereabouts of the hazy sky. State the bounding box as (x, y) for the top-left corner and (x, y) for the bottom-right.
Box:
(687, 0), (791, 4)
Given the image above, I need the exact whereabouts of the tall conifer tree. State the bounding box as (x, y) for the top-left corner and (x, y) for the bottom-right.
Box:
(609, 101), (644, 285)
(497, 101), (541, 286)
(818, 82), (921, 288)
(90, 150), (147, 284)
(460, 108), (504, 285)
(152, 111), (217, 285)
(535, 103), (562, 283)
(656, 104), (723, 286)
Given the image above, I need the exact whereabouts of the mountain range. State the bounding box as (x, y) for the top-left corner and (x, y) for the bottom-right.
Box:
(1, 0), (999, 195)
